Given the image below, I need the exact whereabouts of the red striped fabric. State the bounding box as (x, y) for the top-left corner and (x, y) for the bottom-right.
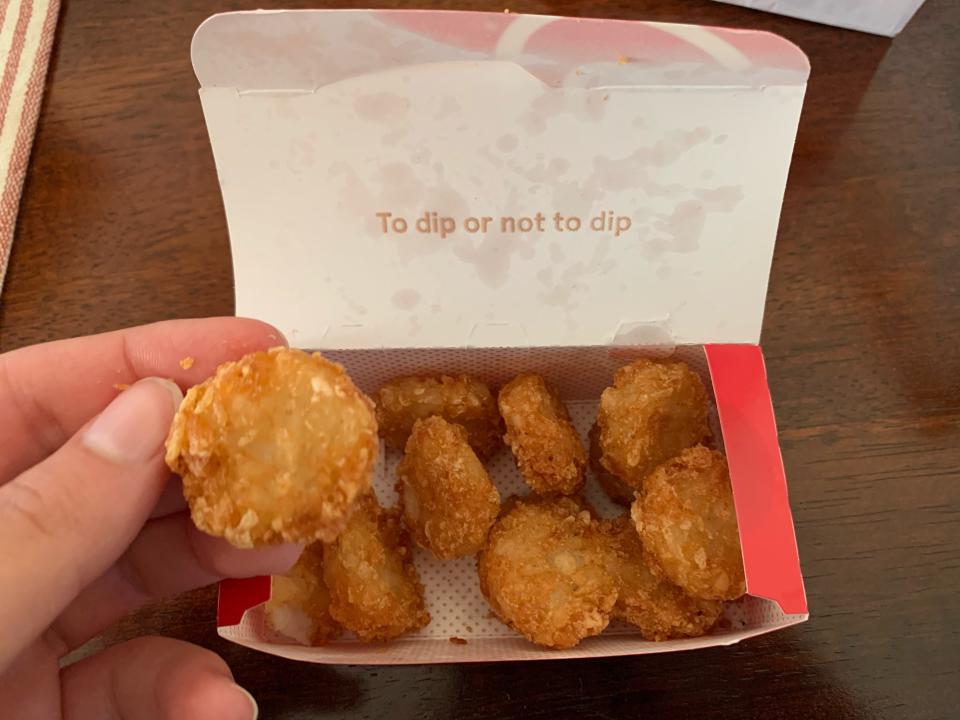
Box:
(0, 0), (58, 293)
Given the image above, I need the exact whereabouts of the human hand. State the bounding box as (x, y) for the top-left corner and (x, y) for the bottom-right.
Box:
(0, 318), (303, 719)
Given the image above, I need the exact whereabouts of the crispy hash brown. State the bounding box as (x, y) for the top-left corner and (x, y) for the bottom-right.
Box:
(632, 446), (746, 601)
(602, 516), (722, 640)
(323, 493), (430, 641)
(588, 423), (636, 506)
(498, 374), (587, 495)
(396, 416), (501, 559)
(265, 543), (340, 646)
(477, 496), (617, 649)
(165, 347), (377, 548)
(375, 374), (501, 458)
(597, 358), (711, 489)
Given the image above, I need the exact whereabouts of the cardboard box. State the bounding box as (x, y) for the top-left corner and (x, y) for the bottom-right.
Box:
(713, 0), (926, 37)
(192, 9), (810, 663)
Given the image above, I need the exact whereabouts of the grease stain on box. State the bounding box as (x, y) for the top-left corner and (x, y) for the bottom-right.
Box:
(354, 92), (411, 121)
(392, 288), (421, 310)
(496, 133), (519, 152)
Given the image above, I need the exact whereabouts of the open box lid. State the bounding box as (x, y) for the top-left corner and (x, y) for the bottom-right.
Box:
(192, 10), (809, 350)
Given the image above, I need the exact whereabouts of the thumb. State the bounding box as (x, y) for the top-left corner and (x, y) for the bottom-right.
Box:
(0, 377), (181, 670)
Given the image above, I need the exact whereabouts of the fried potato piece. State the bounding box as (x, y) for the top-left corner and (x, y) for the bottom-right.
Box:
(602, 516), (722, 640)
(265, 543), (340, 646)
(396, 416), (501, 559)
(477, 496), (618, 649)
(597, 358), (711, 490)
(498, 374), (586, 495)
(588, 423), (636, 506)
(165, 347), (378, 548)
(632, 446), (746, 600)
(375, 374), (501, 458)
(323, 493), (430, 641)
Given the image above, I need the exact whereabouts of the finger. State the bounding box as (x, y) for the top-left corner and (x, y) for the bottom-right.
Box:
(0, 378), (180, 671)
(151, 475), (187, 519)
(53, 512), (302, 650)
(0, 640), (60, 719)
(61, 636), (258, 720)
(0, 316), (285, 482)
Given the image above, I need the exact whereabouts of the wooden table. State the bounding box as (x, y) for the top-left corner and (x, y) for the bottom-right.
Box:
(2, 0), (959, 717)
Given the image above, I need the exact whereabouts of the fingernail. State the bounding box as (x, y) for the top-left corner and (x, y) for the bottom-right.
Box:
(83, 378), (184, 464)
(236, 685), (259, 720)
(252, 543), (305, 576)
(268, 329), (289, 347)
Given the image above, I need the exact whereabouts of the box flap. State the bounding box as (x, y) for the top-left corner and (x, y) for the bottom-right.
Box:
(193, 10), (809, 349)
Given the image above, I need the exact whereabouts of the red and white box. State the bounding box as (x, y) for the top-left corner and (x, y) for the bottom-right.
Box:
(192, 9), (810, 663)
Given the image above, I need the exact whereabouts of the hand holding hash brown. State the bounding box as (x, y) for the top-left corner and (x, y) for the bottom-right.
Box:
(165, 347), (377, 548)
(266, 544), (340, 646)
(498, 374), (587, 495)
(323, 493), (430, 641)
(478, 496), (617, 649)
(375, 374), (501, 458)
(597, 358), (710, 489)
(396, 416), (501, 559)
(602, 516), (722, 640)
(588, 423), (636, 506)
(632, 446), (746, 601)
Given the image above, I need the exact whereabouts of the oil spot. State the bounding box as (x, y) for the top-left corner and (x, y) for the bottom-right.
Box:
(642, 180), (686, 198)
(496, 134), (519, 153)
(479, 147), (504, 169)
(714, 134), (728, 144)
(434, 95), (461, 120)
(452, 233), (535, 288)
(520, 91), (563, 135)
(431, 303), (442, 314)
(379, 163), (425, 206)
(695, 186), (743, 212)
(656, 264), (671, 280)
(505, 156), (571, 183)
(539, 261), (586, 308)
(392, 289), (421, 310)
(289, 139), (314, 169)
(382, 124), (408, 146)
(354, 93), (410, 122)
(641, 238), (667, 260)
(410, 147), (431, 166)
(656, 200), (705, 253)
(549, 242), (565, 263)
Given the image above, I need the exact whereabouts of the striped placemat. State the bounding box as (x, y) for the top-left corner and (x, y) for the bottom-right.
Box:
(0, 0), (59, 294)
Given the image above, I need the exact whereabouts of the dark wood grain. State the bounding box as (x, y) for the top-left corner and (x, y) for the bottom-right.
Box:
(3, 0), (959, 718)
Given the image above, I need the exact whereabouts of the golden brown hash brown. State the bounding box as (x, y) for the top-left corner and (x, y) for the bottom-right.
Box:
(597, 358), (710, 490)
(396, 416), (501, 559)
(477, 496), (617, 649)
(601, 516), (722, 640)
(375, 374), (501, 458)
(165, 347), (377, 548)
(323, 493), (430, 641)
(632, 446), (746, 601)
(265, 543), (340, 646)
(498, 374), (587, 495)
(588, 423), (636, 506)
